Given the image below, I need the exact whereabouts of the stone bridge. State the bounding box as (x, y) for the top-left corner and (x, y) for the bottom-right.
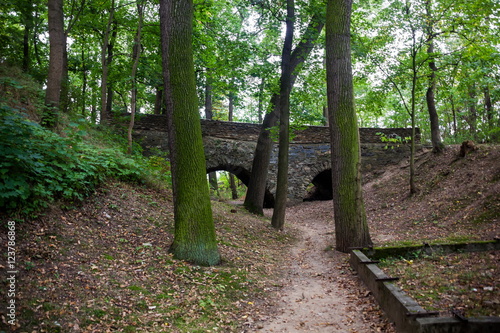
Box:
(131, 114), (420, 205)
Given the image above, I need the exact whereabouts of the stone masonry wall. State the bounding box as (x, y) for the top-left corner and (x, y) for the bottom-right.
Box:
(133, 125), (417, 203)
(131, 114), (420, 144)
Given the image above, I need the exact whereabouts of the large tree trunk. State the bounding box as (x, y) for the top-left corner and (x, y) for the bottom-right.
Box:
(425, 0), (444, 153)
(243, 13), (324, 215)
(160, 0), (220, 266)
(43, 0), (65, 127)
(271, 0), (294, 230)
(326, 0), (372, 252)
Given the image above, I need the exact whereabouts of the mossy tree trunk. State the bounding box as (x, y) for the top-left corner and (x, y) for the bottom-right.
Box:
(159, 0), (220, 266)
(326, 0), (372, 252)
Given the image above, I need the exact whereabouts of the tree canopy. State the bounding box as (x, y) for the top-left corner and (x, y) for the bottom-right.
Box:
(1, 0), (497, 142)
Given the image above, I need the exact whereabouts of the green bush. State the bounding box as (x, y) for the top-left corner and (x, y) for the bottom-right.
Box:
(0, 105), (145, 216)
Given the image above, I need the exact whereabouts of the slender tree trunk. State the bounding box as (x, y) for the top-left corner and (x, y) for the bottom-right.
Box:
(100, 0), (115, 124)
(33, 10), (43, 68)
(484, 86), (493, 130)
(410, 38), (418, 195)
(154, 86), (164, 114)
(228, 93), (238, 199)
(326, 0), (372, 252)
(228, 92), (235, 121)
(128, 2), (144, 155)
(106, 24), (118, 116)
(160, 0), (220, 266)
(59, 34), (70, 113)
(22, 21), (30, 72)
(258, 77), (264, 123)
(43, 0), (65, 127)
(425, 0), (444, 153)
(449, 95), (457, 139)
(468, 84), (478, 139)
(244, 14), (324, 215)
(271, 0), (294, 230)
(81, 43), (87, 116)
(60, 0), (86, 114)
(205, 71), (218, 192)
(91, 94), (97, 124)
(229, 174), (238, 199)
(205, 72), (213, 119)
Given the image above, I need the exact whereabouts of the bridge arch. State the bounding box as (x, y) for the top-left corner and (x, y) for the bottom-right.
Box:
(205, 164), (275, 208)
(203, 138), (275, 207)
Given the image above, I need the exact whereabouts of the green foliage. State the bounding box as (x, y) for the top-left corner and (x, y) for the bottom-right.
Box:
(145, 152), (172, 186)
(376, 132), (411, 149)
(0, 106), (152, 216)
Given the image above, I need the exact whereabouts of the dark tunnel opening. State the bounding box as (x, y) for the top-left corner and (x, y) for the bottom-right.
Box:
(303, 169), (333, 202)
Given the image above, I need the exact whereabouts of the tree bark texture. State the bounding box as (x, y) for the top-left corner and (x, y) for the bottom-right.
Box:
(243, 13), (324, 215)
(326, 0), (372, 252)
(43, 0), (64, 127)
(159, 0), (220, 266)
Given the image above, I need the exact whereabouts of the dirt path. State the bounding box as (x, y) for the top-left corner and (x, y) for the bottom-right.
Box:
(255, 201), (395, 332)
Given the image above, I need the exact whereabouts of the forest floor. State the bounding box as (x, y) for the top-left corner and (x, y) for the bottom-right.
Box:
(1, 144), (499, 332)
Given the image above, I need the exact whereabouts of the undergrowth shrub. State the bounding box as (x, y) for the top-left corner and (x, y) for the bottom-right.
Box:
(0, 105), (146, 216)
